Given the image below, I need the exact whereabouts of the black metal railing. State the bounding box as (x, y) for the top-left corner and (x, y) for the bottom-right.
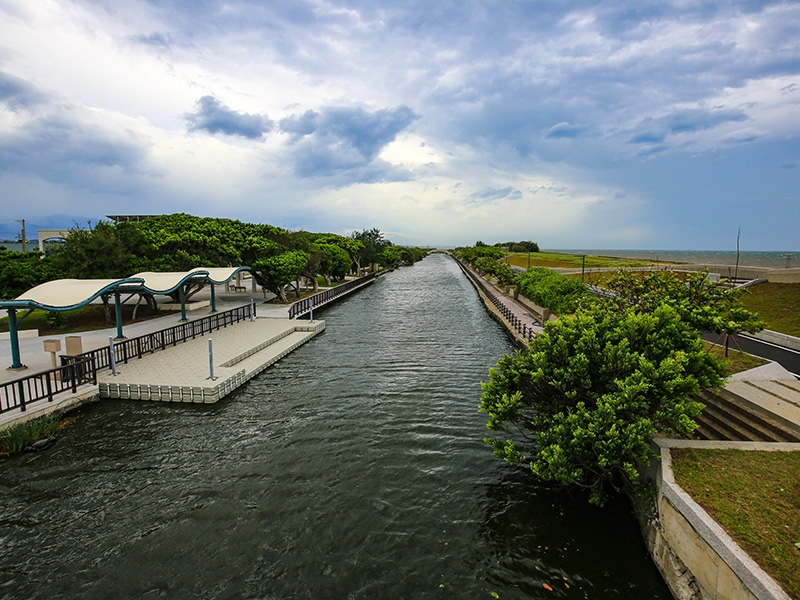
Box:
(63, 303), (255, 372)
(450, 255), (537, 344)
(289, 273), (378, 319)
(1, 304), (255, 415)
(1, 357), (97, 414)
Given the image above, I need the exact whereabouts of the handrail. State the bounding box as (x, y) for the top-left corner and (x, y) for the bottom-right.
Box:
(1, 304), (255, 416)
(450, 255), (537, 344)
(1, 357), (97, 415)
(289, 274), (378, 319)
(63, 303), (255, 372)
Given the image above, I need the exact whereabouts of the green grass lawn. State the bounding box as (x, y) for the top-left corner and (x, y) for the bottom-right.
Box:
(671, 448), (800, 598)
(703, 342), (769, 375)
(739, 283), (800, 337)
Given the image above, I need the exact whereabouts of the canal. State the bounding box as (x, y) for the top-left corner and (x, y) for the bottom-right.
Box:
(0, 253), (671, 599)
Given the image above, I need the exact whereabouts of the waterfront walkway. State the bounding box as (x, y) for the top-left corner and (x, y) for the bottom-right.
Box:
(0, 286), (317, 428)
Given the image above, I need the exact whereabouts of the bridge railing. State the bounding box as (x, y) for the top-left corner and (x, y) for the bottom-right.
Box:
(1, 304), (255, 416)
(1, 357), (97, 415)
(289, 274), (378, 319)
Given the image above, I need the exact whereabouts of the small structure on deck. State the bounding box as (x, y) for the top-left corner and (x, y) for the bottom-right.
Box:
(1, 267), (250, 371)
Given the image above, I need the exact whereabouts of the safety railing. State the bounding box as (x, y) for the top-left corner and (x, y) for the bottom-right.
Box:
(1, 357), (97, 414)
(62, 303), (255, 372)
(0, 304), (255, 416)
(289, 273), (378, 319)
(451, 255), (537, 343)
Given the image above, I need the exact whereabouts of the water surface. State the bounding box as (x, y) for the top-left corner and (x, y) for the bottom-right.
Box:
(0, 254), (670, 599)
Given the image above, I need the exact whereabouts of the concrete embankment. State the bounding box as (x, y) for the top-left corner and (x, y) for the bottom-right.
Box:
(636, 439), (795, 600)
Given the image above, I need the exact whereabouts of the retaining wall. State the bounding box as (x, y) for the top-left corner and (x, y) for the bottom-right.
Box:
(636, 439), (795, 600)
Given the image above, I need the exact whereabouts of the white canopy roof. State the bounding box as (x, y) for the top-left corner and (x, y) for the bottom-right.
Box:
(1, 266), (250, 311)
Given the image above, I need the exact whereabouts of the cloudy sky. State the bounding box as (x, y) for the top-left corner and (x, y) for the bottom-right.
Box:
(1, 0), (798, 249)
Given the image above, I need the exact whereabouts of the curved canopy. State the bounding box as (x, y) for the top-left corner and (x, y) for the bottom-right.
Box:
(0, 266), (250, 312)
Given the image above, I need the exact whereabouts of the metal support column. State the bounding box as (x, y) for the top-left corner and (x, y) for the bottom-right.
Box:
(179, 285), (187, 321)
(114, 292), (125, 339)
(6, 308), (26, 370)
(210, 284), (217, 313)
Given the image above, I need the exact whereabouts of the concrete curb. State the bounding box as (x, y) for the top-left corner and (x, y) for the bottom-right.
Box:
(746, 330), (800, 353)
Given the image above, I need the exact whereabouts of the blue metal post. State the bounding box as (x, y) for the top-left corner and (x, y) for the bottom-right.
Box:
(114, 292), (124, 339)
(210, 284), (217, 313)
(309, 296), (314, 323)
(6, 309), (25, 370)
(249, 298), (254, 322)
(179, 285), (187, 321)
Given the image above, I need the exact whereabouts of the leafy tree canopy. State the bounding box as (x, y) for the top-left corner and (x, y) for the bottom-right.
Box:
(0, 249), (56, 300)
(480, 303), (725, 505)
(604, 270), (764, 337)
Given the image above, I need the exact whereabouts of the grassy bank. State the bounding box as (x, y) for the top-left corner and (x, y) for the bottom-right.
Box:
(671, 448), (800, 598)
(0, 414), (61, 455)
(739, 283), (800, 337)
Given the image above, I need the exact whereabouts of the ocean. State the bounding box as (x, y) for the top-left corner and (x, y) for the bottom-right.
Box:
(548, 249), (798, 270)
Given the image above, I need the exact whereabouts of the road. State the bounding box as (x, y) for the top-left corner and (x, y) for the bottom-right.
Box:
(701, 331), (800, 378)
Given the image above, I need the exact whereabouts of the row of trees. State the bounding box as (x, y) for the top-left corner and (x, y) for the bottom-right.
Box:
(456, 243), (764, 505)
(0, 215), (427, 304)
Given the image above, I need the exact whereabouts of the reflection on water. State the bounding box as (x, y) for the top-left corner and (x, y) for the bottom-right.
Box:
(0, 254), (670, 599)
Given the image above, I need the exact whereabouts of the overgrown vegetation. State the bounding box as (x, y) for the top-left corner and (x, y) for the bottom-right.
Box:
(671, 448), (800, 598)
(457, 240), (764, 506)
(0, 415), (61, 455)
(515, 267), (592, 314)
(481, 304), (724, 505)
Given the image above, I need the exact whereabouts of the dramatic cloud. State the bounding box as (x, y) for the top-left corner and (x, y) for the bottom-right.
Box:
(0, 0), (798, 249)
(185, 96), (274, 140)
(280, 105), (419, 178)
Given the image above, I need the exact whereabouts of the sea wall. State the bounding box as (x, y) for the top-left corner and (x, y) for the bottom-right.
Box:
(636, 439), (794, 600)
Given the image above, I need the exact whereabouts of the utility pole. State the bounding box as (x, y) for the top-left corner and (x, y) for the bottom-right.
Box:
(15, 219), (27, 253)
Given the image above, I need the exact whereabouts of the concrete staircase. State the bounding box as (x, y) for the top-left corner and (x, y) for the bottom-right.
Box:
(694, 381), (800, 442)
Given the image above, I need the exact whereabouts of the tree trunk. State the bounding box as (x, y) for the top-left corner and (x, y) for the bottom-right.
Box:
(100, 295), (112, 325)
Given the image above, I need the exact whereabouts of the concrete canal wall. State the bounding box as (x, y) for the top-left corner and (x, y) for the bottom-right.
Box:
(636, 439), (795, 600)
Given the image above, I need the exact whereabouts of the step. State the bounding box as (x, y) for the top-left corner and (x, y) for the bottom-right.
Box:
(746, 380), (800, 409)
(722, 383), (800, 439)
(699, 391), (797, 442)
(697, 403), (770, 442)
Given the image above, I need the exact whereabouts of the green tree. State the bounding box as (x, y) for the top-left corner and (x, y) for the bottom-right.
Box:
(480, 303), (725, 505)
(605, 270), (764, 354)
(252, 250), (309, 303)
(49, 221), (154, 278)
(0, 249), (55, 299)
(351, 228), (388, 273)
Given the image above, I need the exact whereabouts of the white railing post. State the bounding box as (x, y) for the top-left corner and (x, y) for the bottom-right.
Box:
(208, 338), (216, 380)
(108, 337), (117, 376)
